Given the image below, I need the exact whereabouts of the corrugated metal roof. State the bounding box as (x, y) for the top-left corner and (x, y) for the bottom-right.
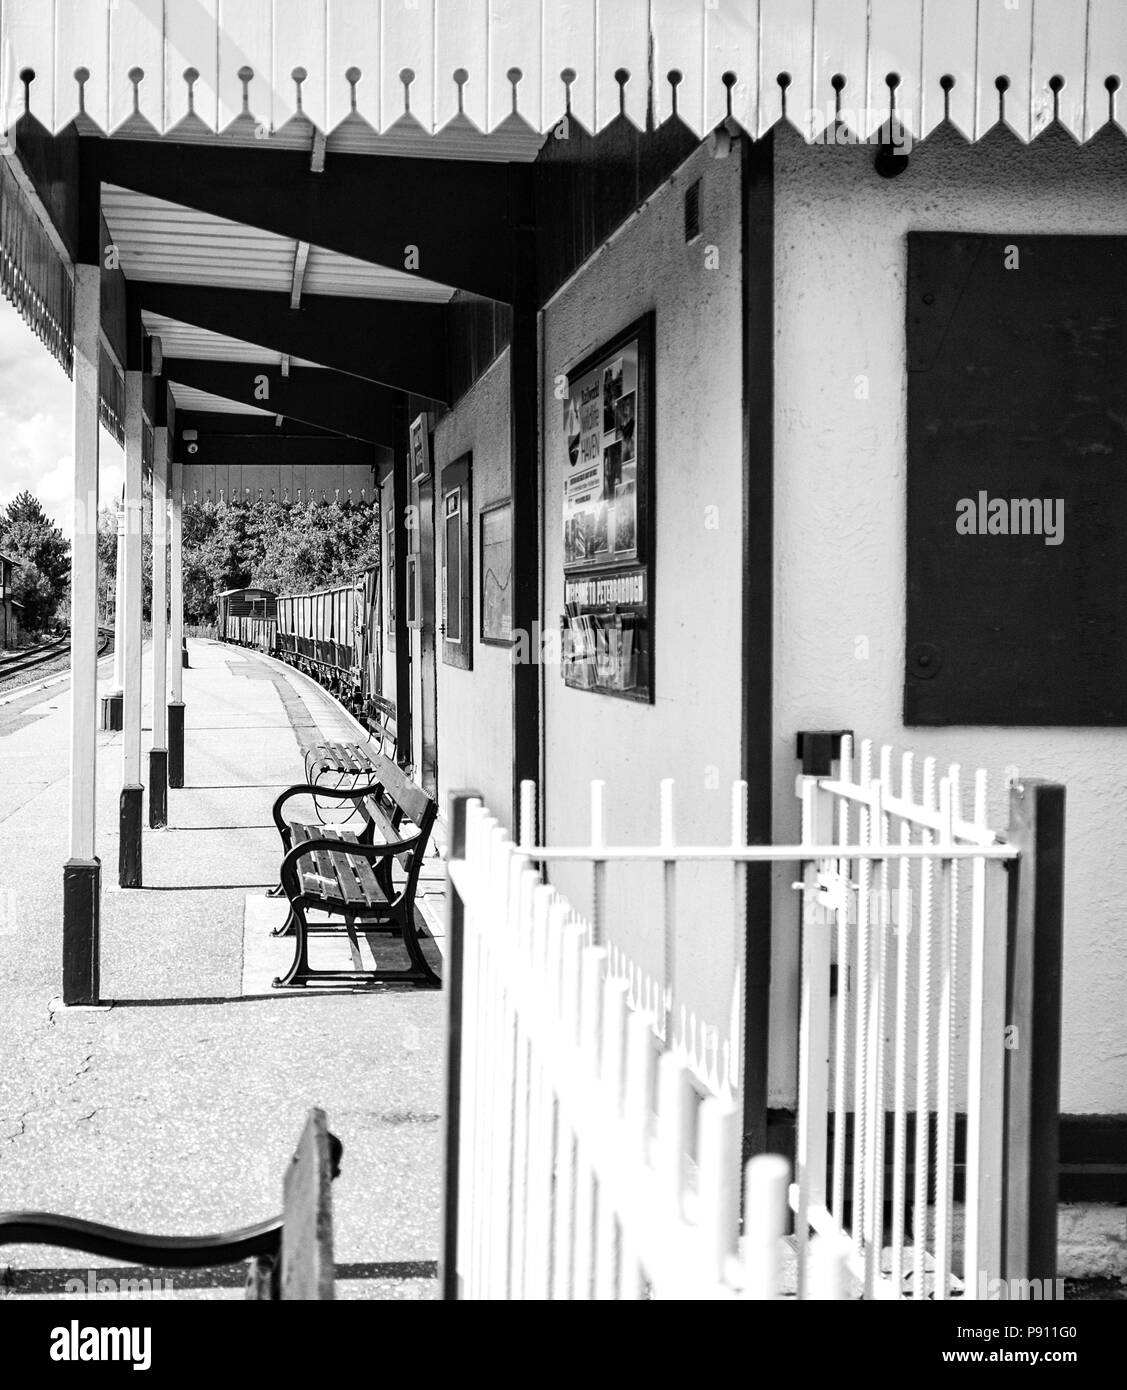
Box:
(3, 0), (1125, 144)
(103, 186), (454, 302)
(168, 384), (274, 415)
(141, 312), (286, 365)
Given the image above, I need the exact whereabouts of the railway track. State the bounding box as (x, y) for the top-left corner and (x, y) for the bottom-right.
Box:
(0, 629), (112, 687)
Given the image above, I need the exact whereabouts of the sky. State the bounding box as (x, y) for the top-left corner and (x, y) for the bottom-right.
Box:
(0, 296), (125, 540)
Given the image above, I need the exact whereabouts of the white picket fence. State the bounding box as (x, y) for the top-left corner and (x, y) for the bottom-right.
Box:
(445, 795), (850, 1299)
(443, 739), (1058, 1301)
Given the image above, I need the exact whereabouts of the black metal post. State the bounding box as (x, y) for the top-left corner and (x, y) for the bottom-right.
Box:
(148, 748), (168, 828)
(1002, 778), (1066, 1288)
(118, 785), (143, 887)
(438, 790), (475, 1302)
(167, 702), (185, 787)
(62, 859), (100, 1005)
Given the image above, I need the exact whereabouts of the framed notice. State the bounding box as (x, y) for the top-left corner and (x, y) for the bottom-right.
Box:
(480, 500), (514, 645)
(410, 412), (432, 481)
(560, 314), (654, 701)
(385, 502), (396, 653)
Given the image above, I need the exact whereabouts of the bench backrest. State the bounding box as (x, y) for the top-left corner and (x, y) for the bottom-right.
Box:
(367, 695), (398, 759)
(361, 752), (437, 892)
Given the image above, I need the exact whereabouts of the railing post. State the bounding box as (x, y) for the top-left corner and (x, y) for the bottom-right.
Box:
(1001, 779), (1065, 1291)
(440, 790), (477, 1301)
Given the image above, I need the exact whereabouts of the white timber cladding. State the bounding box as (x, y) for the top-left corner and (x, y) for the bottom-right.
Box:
(3, 0), (1125, 143)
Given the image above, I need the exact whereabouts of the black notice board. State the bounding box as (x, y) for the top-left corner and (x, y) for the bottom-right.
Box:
(906, 232), (1127, 726)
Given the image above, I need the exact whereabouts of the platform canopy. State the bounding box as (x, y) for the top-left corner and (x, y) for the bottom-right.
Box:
(3, 0), (1126, 149)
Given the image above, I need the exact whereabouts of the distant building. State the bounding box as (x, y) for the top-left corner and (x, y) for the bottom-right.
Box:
(0, 552), (20, 649)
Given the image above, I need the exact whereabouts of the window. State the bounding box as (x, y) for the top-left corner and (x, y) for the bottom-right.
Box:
(441, 455), (472, 669)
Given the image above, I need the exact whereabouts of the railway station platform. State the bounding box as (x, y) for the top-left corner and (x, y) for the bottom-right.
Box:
(0, 640), (445, 1300)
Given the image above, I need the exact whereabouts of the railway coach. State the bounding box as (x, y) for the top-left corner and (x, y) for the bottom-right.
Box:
(274, 569), (382, 715)
(217, 588), (277, 653)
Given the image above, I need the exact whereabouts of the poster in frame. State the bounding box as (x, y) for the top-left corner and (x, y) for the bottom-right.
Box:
(560, 313), (654, 702)
(480, 499), (514, 646)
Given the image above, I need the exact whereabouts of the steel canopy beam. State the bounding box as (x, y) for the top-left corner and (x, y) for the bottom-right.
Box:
(165, 359), (395, 445)
(173, 430), (373, 469)
(91, 139), (517, 301)
(133, 281), (450, 402)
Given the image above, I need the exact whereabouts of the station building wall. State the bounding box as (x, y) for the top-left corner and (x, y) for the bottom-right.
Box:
(540, 141), (747, 1060)
(771, 127), (1127, 1116)
(432, 353), (515, 828)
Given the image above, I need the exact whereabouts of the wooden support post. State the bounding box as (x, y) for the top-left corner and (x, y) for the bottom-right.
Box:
(439, 791), (475, 1302)
(168, 458), (185, 788)
(509, 173), (540, 832)
(391, 399), (413, 771)
(1001, 779), (1066, 1291)
(149, 413), (169, 828)
(63, 257), (101, 1006)
(741, 134), (777, 1161)
(119, 368), (144, 887)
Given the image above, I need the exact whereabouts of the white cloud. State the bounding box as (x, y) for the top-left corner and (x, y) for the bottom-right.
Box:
(0, 298), (126, 539)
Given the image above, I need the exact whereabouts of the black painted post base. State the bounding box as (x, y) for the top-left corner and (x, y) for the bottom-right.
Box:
(101, 691), (123, 731)
(119, 784), (144, 888)
(149, 749), (168, 828)
(168, 702), (185, 788)
(63, 858), (101, 1005)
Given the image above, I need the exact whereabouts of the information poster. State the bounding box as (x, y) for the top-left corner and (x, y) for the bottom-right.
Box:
(564, 339), (639, 571)
(560, 319), (652, 702)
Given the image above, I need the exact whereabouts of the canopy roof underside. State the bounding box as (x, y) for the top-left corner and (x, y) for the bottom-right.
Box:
(2, 0), (1126, 148)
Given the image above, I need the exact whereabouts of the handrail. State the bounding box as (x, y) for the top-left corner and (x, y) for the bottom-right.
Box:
(0, 1212), (282, 1268)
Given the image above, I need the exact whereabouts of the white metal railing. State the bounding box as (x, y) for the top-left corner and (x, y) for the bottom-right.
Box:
(442, 737), (1061, 1302)
(794, 737), (1019, 1301)
(444, 796), (849, 1300)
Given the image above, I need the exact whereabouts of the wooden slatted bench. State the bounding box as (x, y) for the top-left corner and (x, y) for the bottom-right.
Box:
(0, 1109), (340, 1301)
(300, 695), (398, 787)
(271, 751), (440, 989)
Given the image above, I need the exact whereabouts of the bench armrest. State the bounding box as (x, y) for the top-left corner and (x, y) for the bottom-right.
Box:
(0, 1211), (281, 1268)
(280, 833), (422, 901)
(271, 781), (384, 835)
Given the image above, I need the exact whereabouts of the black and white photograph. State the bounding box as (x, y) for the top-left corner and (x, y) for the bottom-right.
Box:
(0, 0), (1122, 1357)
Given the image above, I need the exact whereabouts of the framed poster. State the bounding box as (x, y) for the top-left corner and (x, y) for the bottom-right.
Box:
(560, 314), (654, 701)
(384, 502), (396, 653)
(410, 412), (432, 481)
(441, 454), (473, 670)
(480, 500), (514, 645)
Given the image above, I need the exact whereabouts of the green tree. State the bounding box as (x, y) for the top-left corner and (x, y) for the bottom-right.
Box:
(11, 562), (57, 632)
(0, 490), (71, 632)
(180, 495), (380, 620)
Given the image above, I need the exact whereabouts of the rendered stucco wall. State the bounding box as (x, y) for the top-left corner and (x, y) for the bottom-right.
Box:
(433, 353), (514, 827)
(772, 125), (1127, 1114)
(542, 142), (746, 1061)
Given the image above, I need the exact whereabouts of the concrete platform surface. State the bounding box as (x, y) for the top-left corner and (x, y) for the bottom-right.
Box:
(0, 640), (445, 1301)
